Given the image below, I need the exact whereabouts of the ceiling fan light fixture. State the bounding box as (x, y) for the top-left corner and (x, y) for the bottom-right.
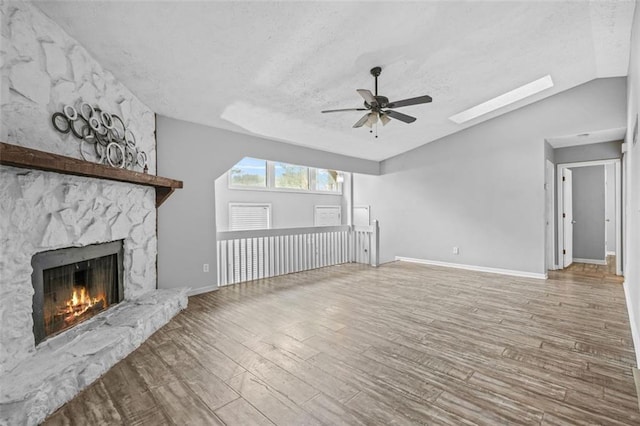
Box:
(379, 113), (391, 126)
(449, 75), (554, 124)
(365, 112), (378, 128)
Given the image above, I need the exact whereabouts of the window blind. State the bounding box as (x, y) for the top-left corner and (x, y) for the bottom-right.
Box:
(229, 204), (271, 230)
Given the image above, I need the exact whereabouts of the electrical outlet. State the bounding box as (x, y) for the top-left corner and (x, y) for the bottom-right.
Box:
(453, 247), (459, 255)
(203, 263), (209, 272)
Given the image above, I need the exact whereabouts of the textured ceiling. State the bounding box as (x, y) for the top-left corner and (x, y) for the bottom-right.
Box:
(33, 1), (635, 161)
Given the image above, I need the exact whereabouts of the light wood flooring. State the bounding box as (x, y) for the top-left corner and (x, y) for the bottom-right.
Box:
(555, 255), (622, 284)
(44, 261), (638, 425)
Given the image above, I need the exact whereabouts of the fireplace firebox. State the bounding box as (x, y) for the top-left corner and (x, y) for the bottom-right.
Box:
(31, 240), (124, 345)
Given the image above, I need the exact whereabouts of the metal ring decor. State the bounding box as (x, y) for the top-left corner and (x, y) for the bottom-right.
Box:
(137, 151), (148, 169)
(51, 112), (71, 134)
(80, 139), (94, 162)
(70, 115), (88, 139)
(109, 127), (121, 141)
(88, 116), (101, 132)
(50, 101), (148, 172)
(82, 124), (95, 143)
(101, 111), (114, 129)
(63, 105), (77, 121)
(112, 114), (126, 135)
(124, 129), (136, 149)
(106, 142), (126, 168)
(124, 148), (136, 169)
(94, 141), (106, 162)
(80, 102), (94, 121)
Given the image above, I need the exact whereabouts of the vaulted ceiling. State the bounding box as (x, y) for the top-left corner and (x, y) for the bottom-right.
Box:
(34, 1), (635, 161)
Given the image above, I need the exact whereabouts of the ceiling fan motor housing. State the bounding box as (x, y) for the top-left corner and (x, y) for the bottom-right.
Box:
(364, 97), (390, 110)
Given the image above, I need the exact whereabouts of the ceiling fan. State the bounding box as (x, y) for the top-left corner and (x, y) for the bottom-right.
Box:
(321, 66), (432, 132)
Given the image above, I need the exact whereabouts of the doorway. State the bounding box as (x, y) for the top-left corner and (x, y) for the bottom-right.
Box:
(557, 159), (622, 275)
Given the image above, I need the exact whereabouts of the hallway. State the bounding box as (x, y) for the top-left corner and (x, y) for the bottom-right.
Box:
(551, 256), (623, 285)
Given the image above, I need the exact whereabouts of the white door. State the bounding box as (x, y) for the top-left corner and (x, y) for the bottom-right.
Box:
(563, 169), (574, 267)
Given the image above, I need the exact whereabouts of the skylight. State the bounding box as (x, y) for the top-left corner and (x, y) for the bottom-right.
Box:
(449, 75), (554, 124)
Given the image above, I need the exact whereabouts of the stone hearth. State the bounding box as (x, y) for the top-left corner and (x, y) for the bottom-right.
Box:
(0, 288), (187, 426)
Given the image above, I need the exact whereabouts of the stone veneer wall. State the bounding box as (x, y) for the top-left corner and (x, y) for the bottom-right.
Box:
(0, 1), (156, 169)
(0, 1), (158, 374)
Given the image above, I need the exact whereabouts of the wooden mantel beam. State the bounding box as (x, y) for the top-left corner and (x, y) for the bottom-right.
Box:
(0, 142), (182, 207)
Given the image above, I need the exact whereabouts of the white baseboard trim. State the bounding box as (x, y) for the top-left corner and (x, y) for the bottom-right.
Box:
(623, 280), (640, 367)
(395, 256), (547, 280)
(607, 251), (616, 256)
(573, 258), (607, 265)
(187, 284), (219, 297)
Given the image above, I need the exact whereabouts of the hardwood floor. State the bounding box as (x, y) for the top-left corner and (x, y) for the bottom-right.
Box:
(555, 255), (622, 284)
(44, 261), (638, 425)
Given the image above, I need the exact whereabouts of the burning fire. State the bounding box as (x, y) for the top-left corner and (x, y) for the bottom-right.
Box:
(63, 287), (105, 319)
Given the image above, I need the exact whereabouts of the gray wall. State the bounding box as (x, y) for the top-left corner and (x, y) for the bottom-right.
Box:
(353, 77), (627, 274)
(571, 166), (605, 261)
(555, 141), (622, 164)
(623, 0), (640, 364)
(544, 141), (556, 163)
(215, 176), (345, 230)
(605, 163), (616, 254)
(157, 118), (378, 292)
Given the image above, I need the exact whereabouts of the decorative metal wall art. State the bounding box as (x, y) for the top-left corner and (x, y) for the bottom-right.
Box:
(51, 102), (148, 172)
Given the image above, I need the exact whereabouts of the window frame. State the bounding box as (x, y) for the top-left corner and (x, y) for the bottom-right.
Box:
(272, 162), (310, 191)
(227, 157), (268, 190)
(228, 159), (342, 195)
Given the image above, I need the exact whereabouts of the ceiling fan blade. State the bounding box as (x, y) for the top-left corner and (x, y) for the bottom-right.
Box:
(384, 110), (417, 123)
(356, 89), (376, 104)
(387, 95), (432, 109)
(321, 108), (368, 113)
(353, 113), (371, 128)
(379, 112), (391, 126)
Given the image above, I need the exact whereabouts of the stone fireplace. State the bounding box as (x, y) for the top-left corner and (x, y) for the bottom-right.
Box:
(0, 167), (187, 426)
(0, 3), (186, 425)
(31, 241), (124, 345)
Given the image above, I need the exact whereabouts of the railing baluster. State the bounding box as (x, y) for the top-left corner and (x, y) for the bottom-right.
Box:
(232, 239), (237, 284)
(295, 234), (301, 272)
(331, 232), (336, 265)
(215, 225), (377, 285)
(217, 240), (222, 286)
(280, 236), (285, 275)
(268, 236), (274, 278)
(223, 240), (228, 286)
(247, 238), (253, 281)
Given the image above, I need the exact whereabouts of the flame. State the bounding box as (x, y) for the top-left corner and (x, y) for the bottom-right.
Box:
(64, 287), (105, 318)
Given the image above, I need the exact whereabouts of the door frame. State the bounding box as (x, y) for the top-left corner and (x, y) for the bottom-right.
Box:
(545, 159), (555, 271)
(556, 159), (622, 275)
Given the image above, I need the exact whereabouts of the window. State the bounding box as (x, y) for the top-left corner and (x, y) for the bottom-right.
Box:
(229, 203), (271, 230)
(227, 158), (342, 194)
(274, 162), (309, 190)
(229, 157), (266, 188)
(314, 169), (339, 192)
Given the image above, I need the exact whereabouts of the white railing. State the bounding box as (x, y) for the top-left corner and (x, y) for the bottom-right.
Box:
(216, 221), (379, 286)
